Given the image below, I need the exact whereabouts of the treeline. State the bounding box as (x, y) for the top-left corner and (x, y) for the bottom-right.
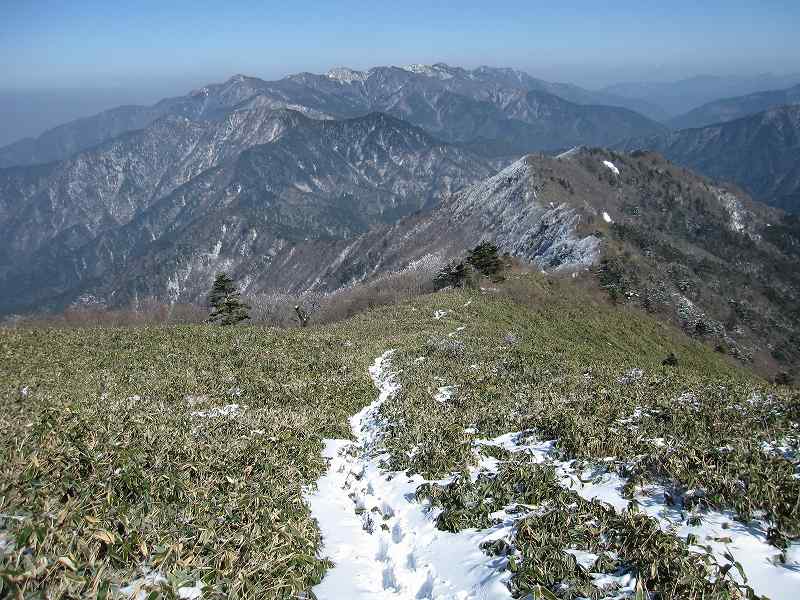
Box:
(3, 242), (510, 330)
(3, 255), (440, 329)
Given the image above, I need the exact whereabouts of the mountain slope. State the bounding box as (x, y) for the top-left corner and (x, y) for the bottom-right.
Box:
(6, 273), (798, 599)
(621, 105), (800, 213)
(0, 112), (495, 313)
(326, 63), (666, 120)
(670, 84), (800, 129)
(466, 65), (668, 120)
(0, 75), (347, 169)
(300, 148), (800, 370)
(0, 109), (308, 274)
(27, 146), (796, 371)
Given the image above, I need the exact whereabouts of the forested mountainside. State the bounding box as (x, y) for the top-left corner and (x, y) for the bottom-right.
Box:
(670, 83), (800, 129)
(622, 105), (800, 214)
(0, 111), (495, 314)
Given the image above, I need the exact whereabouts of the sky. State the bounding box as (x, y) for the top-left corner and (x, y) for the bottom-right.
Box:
(1, 0), (798, 142)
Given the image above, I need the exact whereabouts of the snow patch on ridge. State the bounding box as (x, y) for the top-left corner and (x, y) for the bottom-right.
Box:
(602, 160), (620, 176)
(401, 64), (455, 79)
(714, 188), (761, 241)
(555, 146), (583, 159)
(326, 67), (369, 83)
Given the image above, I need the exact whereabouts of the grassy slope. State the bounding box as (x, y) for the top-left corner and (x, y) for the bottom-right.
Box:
(1, 274), (797, 598)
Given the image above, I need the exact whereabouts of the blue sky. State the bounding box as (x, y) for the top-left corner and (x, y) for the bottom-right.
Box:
(1, 0), (798, 91)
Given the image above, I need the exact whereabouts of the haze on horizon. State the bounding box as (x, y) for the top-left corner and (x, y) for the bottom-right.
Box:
(1, 0), (798, 145)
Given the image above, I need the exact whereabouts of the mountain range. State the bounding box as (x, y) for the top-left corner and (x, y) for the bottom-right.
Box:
(0, 64), (667, 169)
(0, 110), (497, 313)
(1, 63), (799, 370)
(622, 105), (800, 213)
(603, 72), (800, 117)
(670, 83), (800, 129)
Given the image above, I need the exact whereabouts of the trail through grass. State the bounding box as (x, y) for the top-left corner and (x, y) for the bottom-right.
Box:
(1, 274), (798, 598)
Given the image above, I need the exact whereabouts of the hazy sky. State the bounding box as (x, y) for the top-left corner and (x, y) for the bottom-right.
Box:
(2, 0), (798, 90)
(1, 0), (798, 145)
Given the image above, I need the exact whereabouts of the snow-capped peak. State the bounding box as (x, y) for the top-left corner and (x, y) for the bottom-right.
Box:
(401, 63), (455, 79)
(326, 67), (368, 83)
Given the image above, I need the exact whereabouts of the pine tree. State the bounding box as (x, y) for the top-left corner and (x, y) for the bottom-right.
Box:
(467, 241), (504, 281)
(434, 261), (473, 289)
(206, 273), (250, 326)
(208, 273), (235, 308)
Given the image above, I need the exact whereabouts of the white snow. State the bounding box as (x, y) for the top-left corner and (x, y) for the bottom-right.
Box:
(602, 211), (613, 224)
(433, 310), (448, 320)
(177, 583), (204, 599)
(308, 352), (513, 599)
(401, 64), (454, 79)
(716, 189), (746, 233)
(118, 571), (203, 600)
(555, 146), (581, 159)
(590, 571), (637, 596)
(119, 571), (167, 599)
(475, 430), (800, 600)
(307, 352), (800, 600)
(564, 548), (599, 570)
(209, 240), (222, 259)
(434, 385), (457, 404)
(602, 160), (620, 176)
(190, 404), (244, 419)
(326, 67), (369, 83)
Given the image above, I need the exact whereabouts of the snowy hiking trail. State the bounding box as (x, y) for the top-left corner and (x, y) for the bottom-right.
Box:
(308, 341), (800, 600)
(307, 351), (512, 599)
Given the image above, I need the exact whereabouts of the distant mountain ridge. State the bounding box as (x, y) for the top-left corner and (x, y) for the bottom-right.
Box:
(2, 63), (799, 371)
(603, 72), (800, 117)
(670, 84), (800, 129)
(0, 63), (667, 168)
(621, 105), (800, 214)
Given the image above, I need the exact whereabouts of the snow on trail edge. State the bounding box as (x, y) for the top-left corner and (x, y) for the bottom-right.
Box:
(308, 353), (800, 600)
(307, 351), (512, 600)
(478, 430), (800, 600)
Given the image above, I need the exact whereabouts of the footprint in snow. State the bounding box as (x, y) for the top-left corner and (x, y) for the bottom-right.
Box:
(392, 522), (404, 543)
(416, 571), (435, 599)
(376, 538), (390, 561)
(382, 565), (398, 590)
